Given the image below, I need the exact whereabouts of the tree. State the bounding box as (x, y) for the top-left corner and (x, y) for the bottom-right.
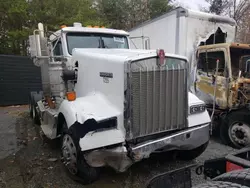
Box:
(206, 0), (249, 20)
(0, 0), (106, 55)
(0, 0), (30, 55)
(0, 0), (174, 55)
(96, 0), (130, 29)
(96, 0), (173, 30)
(206, 0), (250, 43)
(28, 0), (104, 31)
(149, 0), (172, 18)
(206, 0), (227, 15)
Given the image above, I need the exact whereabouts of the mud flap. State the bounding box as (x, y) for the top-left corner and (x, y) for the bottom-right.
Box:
(147, 166), (192, 188)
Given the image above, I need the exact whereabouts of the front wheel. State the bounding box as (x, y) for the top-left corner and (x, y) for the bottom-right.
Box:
(178, 141), (209, 160)
(61, 124), (100, 184)
(220, 110), (250, 149)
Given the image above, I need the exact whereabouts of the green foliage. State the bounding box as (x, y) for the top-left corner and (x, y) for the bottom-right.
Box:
(96, 0), (130, 29)
(0, 0), (173, 55)
(148, 0), (173, 18)
(96, 0), (173, 30)
(0, 0), (30, 55)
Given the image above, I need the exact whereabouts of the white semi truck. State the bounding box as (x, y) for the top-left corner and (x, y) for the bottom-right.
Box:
(28, 22), (210, 184)
(130, 7), (250, 149)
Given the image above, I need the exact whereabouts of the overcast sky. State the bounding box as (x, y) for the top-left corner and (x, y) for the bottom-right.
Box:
(174, 0), (209, 10)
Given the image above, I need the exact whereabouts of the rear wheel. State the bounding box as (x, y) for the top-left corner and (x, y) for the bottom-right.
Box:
(61, 122), (100, 184)
(178, 141), (209, 160)
(31, 105), (40, 125)
(29, 100), (33, 118)
(193, 181), (249, 188)
(220, 110), (250, 148)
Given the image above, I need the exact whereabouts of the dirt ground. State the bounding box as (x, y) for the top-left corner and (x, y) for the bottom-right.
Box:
(0, 106), (236, 188)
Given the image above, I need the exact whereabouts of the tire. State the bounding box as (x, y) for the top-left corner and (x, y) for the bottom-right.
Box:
(193, 181), (249, 188)
(220, 109), (250, 149)
(61, 122), (100, 184)
(31, 105), (40, 125)
(29, 102), (33, 118)
(29, 93), (35, 118)
(178, 141), (209, 160)
(29, 92), (42, 125)
(214, 168), (250, 187)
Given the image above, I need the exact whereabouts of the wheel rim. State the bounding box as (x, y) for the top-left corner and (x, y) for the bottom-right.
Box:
(228, 121), (250, 147)
(61, 134), (78, 175)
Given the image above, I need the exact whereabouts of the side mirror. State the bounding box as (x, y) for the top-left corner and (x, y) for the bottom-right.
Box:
(246, 60), (250, 72)
(29, 34), (42, 57)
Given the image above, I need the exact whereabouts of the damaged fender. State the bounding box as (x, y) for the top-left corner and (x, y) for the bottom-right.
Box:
(58, 93), (125, 150)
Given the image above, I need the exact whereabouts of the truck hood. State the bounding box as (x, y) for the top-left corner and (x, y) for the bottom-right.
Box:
(72, 48), (188, 63)
(188, 92), (205, 106)
(188, 92), (211, 128)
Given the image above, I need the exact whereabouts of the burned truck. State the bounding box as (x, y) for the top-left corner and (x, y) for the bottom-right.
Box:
(195, 43), (250, 148)
(28, 23), (210, 183)
(129, 7), (250, 148)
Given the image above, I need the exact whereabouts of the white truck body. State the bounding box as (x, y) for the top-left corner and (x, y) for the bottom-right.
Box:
(60, 49), (210, 171)
(129, 7), (236, 80)
(28, 22), (210, 181)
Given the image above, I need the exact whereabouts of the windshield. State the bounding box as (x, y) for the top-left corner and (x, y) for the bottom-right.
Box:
(66, 32), (129, 54)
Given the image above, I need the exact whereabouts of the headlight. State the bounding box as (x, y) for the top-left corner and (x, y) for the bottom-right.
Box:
(190, 104), (206, 114)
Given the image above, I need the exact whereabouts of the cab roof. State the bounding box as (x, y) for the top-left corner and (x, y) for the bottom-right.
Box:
(198, 43), (250, 50)
(50, 26), (129, 41)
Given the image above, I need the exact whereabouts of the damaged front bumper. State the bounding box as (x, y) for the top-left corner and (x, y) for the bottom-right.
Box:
(84, 123), (209, 172)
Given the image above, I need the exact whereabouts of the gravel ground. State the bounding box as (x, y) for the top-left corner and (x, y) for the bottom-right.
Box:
(0, 106), (237, 188)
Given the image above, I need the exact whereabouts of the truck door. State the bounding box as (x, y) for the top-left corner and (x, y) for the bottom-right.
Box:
(195, 48), (230, 109)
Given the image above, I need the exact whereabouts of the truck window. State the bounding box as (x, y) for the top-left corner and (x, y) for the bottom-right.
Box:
(66, 32), (129, 55)
(53, 40), (63, 56)
(198, 51), (225, 73)
(230, 47), (250, 77)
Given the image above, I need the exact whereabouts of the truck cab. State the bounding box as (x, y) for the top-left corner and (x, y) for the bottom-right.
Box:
(28, 22), (210, 184)
(195, 43), (250, 148)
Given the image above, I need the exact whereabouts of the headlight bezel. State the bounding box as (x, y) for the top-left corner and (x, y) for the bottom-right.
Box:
(189, 104), (206, 114)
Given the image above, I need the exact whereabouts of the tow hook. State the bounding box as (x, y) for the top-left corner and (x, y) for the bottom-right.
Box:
(196, 165), (204, 175)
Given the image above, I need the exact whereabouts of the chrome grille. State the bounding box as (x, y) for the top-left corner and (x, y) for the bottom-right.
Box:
(127, 57), (188, 139)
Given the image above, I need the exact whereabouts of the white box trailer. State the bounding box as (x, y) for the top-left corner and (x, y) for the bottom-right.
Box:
(130, 7), (250, 149)
(129, 7), (236, 69)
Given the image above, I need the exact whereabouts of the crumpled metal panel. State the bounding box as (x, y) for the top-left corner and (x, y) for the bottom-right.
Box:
(195, 73), (229, 109)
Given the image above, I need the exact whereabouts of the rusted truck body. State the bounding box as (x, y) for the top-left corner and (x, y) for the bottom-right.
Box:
(129, 7), (250, 148)
(196, 43), (250, 110)
(195, 43), (250, 148)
